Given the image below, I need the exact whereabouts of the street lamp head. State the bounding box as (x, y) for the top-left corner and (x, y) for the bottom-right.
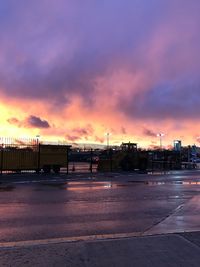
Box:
(157, 133), (164, 137)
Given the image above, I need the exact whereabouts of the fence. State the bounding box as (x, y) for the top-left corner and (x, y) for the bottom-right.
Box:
(0, 138), (38, 174)
(67, 149), (100, 173)
(0, 138), (100, 174)
(0, 138), (195, 175)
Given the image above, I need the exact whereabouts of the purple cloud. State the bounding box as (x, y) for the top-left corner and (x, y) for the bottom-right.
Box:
(72, 125), (94, 136)
(118, 80), (200, 120)
(7, 115), (50, 128)
(0, 1), (171, 102)
(26, 116), (50, 128)
(143, 128), (157, 137)
(1, 0), (200, 123)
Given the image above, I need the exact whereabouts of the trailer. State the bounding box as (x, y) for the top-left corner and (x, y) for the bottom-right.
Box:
(0, 144), (71, 174)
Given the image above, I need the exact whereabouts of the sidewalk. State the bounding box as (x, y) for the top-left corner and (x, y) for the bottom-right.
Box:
(0, 233), (200, 266)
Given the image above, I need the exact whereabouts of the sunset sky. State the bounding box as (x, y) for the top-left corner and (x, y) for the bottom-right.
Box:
(1, 0), (200, 148)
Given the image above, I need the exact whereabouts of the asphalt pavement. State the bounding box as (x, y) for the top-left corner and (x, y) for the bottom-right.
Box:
(0, 170), (200, 266)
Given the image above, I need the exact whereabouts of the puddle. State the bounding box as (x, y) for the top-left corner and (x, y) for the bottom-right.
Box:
(118, 181), (145, 187)
(65, 181), (113, 191)
(39, 179), (200, 191)
(0, 184), (15, 191)
(148, 171), (171, 175)
(41, 181), (66, 186)
(39, 181), (114, 191)
(182, 181), (200, 185)
(147, 181), (200, 186)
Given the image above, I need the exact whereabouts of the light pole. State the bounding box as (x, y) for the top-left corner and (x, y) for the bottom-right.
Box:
(36, 135), (40, 146)
(106, 133), (110, 149)
(157, 133), (164, 149)
(36, 135), (40, 173)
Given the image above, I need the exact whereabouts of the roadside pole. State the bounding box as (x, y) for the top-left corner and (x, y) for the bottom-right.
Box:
(90, 149), (93, 173)
(66, 147), (69, 175)
(0, 147), (3, 175)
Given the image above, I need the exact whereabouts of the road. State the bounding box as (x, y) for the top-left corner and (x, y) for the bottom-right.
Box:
(0, 171), (200, 243)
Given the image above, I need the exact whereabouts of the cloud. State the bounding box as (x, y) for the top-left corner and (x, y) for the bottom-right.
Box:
(2, 0), (200, 145)
(65, 135), (79, 142)
(7, 115), (50, 129)
(118, 80), (200, 120)
(26, 115), (50, 128)
(94, 136), (104, 144)
(64, 125), (94, 142)
(121, 127), (127, 135)
(0, 0), (178, 107)
(72, 125), (94, 136)
(143, 128), (157, 137)
(7, 117), (20, 126)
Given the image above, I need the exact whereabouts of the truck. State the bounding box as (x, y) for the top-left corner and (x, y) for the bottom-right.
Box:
(0, 144), (71, 174)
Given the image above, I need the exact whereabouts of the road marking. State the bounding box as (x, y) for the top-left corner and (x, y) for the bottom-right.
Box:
(0, 232), (142, 249)
(1, 229), (200, 249)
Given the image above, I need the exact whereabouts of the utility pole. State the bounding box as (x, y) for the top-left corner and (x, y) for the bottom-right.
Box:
(157, 133), (164, 149)
(106, 133), (110, 149)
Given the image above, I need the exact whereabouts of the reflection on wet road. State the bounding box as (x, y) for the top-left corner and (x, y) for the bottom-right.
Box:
(147, 181), (200, 186)
(63, 181), (113, 191)
(0, 177), (200, 243)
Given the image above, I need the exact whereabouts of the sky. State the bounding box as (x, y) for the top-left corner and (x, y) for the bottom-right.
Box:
(0, 0), (200, 148)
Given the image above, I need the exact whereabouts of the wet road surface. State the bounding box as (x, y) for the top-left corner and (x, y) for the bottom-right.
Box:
(0, 174), (200, 243)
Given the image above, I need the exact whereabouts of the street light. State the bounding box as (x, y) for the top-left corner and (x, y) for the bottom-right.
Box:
(36, 135), (40, 146)
(157, 133), (164, 149)
(105, 133), (110, 149)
